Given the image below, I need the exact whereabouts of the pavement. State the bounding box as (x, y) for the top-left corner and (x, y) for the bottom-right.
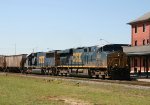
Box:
(137, 79), (150, 82)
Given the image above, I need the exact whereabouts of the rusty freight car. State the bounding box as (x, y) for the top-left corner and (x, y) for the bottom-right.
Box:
(5, 54), (27, 72)
(0, 55), (5, 71)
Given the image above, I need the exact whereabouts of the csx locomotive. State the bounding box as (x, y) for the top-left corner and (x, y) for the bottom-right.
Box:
(0, 44), (130, 80)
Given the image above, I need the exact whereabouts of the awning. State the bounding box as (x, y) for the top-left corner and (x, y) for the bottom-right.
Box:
(123, 45), (150, 56)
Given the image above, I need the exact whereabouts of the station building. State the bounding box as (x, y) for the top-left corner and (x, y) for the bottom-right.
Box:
(123, 12), (150, 77)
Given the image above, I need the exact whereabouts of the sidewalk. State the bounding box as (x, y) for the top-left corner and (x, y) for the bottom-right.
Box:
(137, 79), (150, 82)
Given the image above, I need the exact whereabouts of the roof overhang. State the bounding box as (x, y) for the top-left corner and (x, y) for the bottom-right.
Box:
(128, 19), (150, 25)
(127, 12), (150, 25)
(123, 45), (150, 56)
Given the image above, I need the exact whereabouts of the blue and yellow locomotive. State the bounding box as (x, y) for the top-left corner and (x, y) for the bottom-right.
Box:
(25, 44), (130, 80)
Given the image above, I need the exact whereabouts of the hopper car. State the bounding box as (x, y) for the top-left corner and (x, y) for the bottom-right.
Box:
(0, 54), (27, 72)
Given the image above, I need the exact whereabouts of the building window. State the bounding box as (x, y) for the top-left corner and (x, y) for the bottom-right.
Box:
(135, 40), (137, 46)
(135, 25), (137, 33)
(143, 39), (145, 45)
(143, 24), (146, 32)
(147, 39), (149, 44)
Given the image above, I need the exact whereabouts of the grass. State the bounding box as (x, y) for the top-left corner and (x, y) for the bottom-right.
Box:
(0, 75), (150, 105)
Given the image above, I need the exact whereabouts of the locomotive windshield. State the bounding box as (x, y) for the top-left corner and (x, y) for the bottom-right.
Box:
(98, 44), (128, 52)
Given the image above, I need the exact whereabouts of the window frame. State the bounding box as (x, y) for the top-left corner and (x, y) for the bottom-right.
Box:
(147, 39), (149, 44)
(135, 25), (137, 33)
(135, 40), (137, 46)
(143, 23), (146, 32)
(143, 39), (145, 45)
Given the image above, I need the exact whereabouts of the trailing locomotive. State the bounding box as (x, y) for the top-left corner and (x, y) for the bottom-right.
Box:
(25, 44), (130, 80)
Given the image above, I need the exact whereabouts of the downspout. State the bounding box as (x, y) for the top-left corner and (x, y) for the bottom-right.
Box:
(147, 21), (150, 73)
(131, 25), (133, 46)
(131, 24), (134, 73)
(149, 20), (150, 44)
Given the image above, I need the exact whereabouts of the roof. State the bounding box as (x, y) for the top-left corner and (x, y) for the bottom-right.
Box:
(123, 45), (150, 56)
(102, 44), (129, 47)
(128, 12), (150, 24)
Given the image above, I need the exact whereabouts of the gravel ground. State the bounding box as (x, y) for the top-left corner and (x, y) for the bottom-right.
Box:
(0, 72), (150, 90)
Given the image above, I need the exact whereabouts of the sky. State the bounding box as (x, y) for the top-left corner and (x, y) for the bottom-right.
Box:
(0, 0), (150, 55)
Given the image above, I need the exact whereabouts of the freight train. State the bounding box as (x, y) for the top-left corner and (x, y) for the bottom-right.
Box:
(0, 44), (130, 80)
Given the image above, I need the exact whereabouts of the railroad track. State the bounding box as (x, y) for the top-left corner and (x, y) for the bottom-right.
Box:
(0, 72), (150, 88)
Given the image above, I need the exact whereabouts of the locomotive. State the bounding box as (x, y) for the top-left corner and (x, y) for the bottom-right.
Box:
(25, 44), (130, 80)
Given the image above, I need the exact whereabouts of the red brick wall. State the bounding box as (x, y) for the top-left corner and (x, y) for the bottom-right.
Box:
(131, 21), (150, 46)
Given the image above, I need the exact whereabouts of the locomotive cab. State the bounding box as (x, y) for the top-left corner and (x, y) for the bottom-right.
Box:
(107, 51), (130, 80)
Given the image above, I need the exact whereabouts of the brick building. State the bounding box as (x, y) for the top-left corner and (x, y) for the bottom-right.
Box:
(123, 12), (150, 77)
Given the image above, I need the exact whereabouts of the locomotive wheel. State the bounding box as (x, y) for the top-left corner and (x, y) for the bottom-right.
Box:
(65, 73), (67, 77)
(101, 75), (105, 79)
(88, 70), (92, 78)
(96, 75), (99, 79)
